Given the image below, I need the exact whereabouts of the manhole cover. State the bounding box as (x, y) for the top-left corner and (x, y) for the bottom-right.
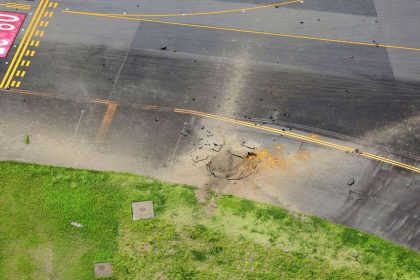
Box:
(132, 201), (155, 220)
(94, 262), (112, 278)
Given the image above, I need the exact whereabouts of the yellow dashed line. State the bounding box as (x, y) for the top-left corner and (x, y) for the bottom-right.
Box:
(30, 50), (36, 57)
(48, 2), (53, 8)
(48, 11), (54, 17)
(30, 40), (35, 46)
(16, 70), (21, 77)
(26, 61), (31, 67)
(44, 11), (49, 17)
(15, 81), (21, 88)
(39, 30), (45, 37)
(10, 81), (16, 87)
(44, 21), (49, 27)
(35, 40), (40, 47)
(21, 71), (26, 77)
(40, 21), (45, 27)
(53, 2), (58, 8)
(20, 60), (26, 66)
(25, 50), (30, 56)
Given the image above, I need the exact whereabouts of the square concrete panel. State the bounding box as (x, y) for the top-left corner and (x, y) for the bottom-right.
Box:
(132, 201), (155, 220)
(94, 262), (113, 278)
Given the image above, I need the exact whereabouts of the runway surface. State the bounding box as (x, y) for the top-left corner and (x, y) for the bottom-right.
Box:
(0, 0), (419, 250)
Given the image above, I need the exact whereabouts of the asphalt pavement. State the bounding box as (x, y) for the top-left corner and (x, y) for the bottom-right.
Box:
(0, 0), (419, 250)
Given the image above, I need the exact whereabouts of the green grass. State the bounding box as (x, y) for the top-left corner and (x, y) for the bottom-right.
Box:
(0, 161), (419, 279)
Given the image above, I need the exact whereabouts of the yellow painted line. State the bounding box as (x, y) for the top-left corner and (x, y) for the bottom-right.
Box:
(44, 21), (49, 27)
(53, 2), (58, 9)
(48, 2), (53, 8)
(16, 70), (21, 77)
(30, 40), (34, 46)
(39, 30), (45, 37)
(95, 102), (118, 143)
(15, 81), (21, 88)
(2, 3), (31, 10)
(64, 11), (420, 53)
(30, 50), (35, 56)
(2, 87), (418, 172)
(44, 11), (49, 17)
(21, 71), (26, 77)
(4, 2), (31, 8)
(0, 0), (46, 88)
(20, 60), (26, 66)
(35, 30), (40, 36)
(25, 50), (30, 56)
(40, 21), (45, 27)
(48, 11), (53, 17)
(102, 0), (300, 17)
(35, 40), (40, 47)
(10, 81), (16, 87)
(1, 0), (49, 89)
(26, 60), (31, 67)
(174, 108), (420, 173)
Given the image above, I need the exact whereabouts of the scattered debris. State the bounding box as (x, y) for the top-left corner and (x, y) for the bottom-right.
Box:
(231, 153), (244, 159)
(70, 221), (83, 228)
(160, 46), (167, 50)
(245, 152), (257, 160)
(353, 252), (360, 259)
(154, 116), (159, 122)
(94, 263), (113, 278)
(191, 155), (208, 164)
(241, 142), (255, 150)
(348, 179), (355, 186)
(300, 21), (304, 24)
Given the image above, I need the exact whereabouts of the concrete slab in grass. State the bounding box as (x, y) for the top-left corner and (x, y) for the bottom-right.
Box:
(132, 201), (155, 220)
(94, 262), (113, 278)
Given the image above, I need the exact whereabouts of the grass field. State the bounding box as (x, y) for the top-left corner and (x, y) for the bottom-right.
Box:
(0, 161), (419, 279)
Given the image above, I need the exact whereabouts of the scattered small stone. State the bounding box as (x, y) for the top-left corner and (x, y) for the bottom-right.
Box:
(70, 221), (83, 228)
(154, 117), (159, 122)
(317, 18), (320, 21)
(353, 252), (360, 258)
(275, 5), (279, 8)
(192, 97), (196, 101)
(300, 21), (304, 24)
(350, 56), (354, 59)
(201, 126), (205, 129)
(348, 179), (355, 186)
(160, 46), (167, 50)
